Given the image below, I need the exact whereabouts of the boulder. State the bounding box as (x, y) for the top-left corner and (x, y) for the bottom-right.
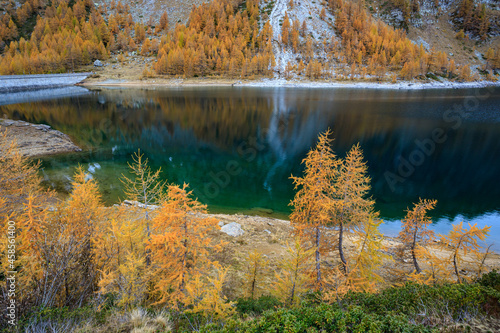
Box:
(220, 222), (244, 237)
(122, 200), (159, 210)
(94, 60), (103, 67)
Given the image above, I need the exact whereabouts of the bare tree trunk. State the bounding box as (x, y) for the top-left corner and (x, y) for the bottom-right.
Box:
(338, 220), (347, 274)
(453, 239), (463, 283)
(411, 227), (422, 274)
(315, 226), (322, 289)
(251, 265), (257, 299)
(143, 178), (151, 266)
(181, 219), (188, 292)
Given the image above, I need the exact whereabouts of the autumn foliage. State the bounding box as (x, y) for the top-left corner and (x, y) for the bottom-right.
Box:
(455, 0), (491, 40)
(399, 198), (437, 274)
(290, 129), (340, 288)
(0, 0), (110, 74)
(0, 0), (483, 81)
(0, 0), (163, 74)
(155, 0), (275, 78)
(148, 184), (226, 309)
(290, 130), (388, 303)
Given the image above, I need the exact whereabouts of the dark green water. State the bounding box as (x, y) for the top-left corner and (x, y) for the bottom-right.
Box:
(2, 86), (500, 247)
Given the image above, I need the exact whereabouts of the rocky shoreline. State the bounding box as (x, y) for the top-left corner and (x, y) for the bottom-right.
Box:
(81, 76), (500, 90)
(0, 119), (81, 158)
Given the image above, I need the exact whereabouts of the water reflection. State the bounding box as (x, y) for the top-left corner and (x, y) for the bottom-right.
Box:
(1, 86), (500, 245)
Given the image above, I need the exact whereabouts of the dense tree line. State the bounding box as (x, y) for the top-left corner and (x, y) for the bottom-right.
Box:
(0, 0), (164, 74)
(0, 0), (485, 80)
(275, 0), (474, 81)
(155, 0), (275, 78)
(0, 0), (112, 74)
(455, 0), (492, 40)
(328, 0), (473, 81)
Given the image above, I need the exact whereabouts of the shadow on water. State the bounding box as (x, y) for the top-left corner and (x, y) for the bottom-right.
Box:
(2, 86), (500, 247)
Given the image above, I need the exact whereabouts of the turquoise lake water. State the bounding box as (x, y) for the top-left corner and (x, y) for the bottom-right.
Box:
(2, 86), (500, 248)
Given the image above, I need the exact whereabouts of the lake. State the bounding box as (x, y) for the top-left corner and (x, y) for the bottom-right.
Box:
(2, 86), (500, 248)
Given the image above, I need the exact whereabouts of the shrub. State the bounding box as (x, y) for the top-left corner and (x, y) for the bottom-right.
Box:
(201, 303), (431, 332)
(236, 296), (282, 315)
(477, 270), (500, 291)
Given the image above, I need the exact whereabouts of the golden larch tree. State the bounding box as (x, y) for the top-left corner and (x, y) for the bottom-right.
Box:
(350, 217), (390, 291)
(330, 143), (375, 274)
(0, 135), (54, 310)
(323, 217), (389, 303)
(272, 238), (315, 307)
(148, 183), (224, 308)
(399, 198), (437, 274)
(120, 150), (167, 225)
(61, 166), (103, 306)
(184, 264), (235, 320)
(290, 128), (340, 288)
(243, 250), (269, 299)
(96, 216), (149, 309)
(440, 222), (490, 283)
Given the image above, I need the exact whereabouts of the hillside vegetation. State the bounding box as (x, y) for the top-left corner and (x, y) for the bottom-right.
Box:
(0, 0), (499, 82)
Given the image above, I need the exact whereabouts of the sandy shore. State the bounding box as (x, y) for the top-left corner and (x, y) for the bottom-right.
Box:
(0, 119), (81, 158)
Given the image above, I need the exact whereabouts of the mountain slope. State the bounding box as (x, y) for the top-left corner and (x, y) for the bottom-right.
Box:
(1, 0), (499, 81)
(94, 0), (208, 28)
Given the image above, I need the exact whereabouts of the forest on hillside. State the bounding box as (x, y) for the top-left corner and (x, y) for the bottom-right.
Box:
(0, 0), (499, 81)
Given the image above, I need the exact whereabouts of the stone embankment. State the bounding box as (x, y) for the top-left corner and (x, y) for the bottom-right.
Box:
(0, 73), (90, 93)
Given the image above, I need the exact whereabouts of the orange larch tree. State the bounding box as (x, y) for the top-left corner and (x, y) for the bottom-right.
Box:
(440, 222), (490, 283)
(399, 198), (437, 274)
(147, 183), (225, 308)
(330, 143), (375, 274)
(290, 129), (340, 288)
